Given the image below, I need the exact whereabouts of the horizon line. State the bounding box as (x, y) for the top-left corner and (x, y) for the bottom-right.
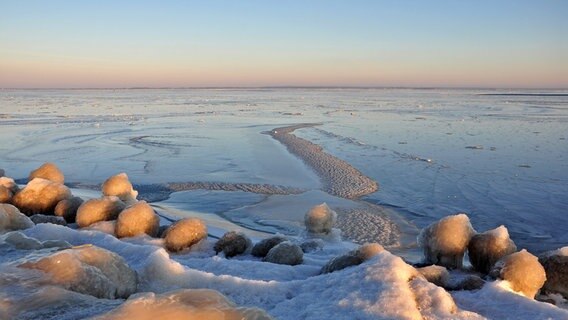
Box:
(1, 85), (567, 91)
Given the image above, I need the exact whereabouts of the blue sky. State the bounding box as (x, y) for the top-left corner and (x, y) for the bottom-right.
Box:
(0, 0), (566, 88)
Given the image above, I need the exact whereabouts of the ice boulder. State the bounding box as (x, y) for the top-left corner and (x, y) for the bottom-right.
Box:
(30, 214), (67, 226)
(19, 245), (137, 299)
(263, 241), (303, 266)
(251, 236), (287, 257)
(102, 173), (138, 204)
(76, 196), (126, 228)
(490, 249), (546, 299)
(54, 196), (84, 223)
(468, 225), (517, 274)
(28, 162), (65, 184)
(418, 213), (476, 269)
(0, 168), (4, 177)
(305, 203), (336, 234)
(0, 185), (13, 203)
(0, 176), (18, 193)
(93, 289), (272, 320)
(321, 243), (384, 274)
(539, 247), (568, 298)
(214, 231), (252, 258)
(12, 178), (72, 215)
(2, 231), (71, 250)
(164, 218), (208, 252)
(115, 201), (159, 238)
(0, 204), (34, 232)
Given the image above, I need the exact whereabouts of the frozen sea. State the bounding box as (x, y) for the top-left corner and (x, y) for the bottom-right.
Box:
(1, 88), (568, 319)
(1, 88), (566, 254)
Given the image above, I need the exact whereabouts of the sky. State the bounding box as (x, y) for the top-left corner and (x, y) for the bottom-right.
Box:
(0, 0), (566, 88)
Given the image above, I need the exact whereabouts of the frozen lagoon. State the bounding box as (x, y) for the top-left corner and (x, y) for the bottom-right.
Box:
(1, 88), (567, 319)
(1, 88), (566, 253)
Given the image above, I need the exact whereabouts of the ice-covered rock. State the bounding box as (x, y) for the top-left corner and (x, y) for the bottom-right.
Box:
(214, 231), (252, 258)
(30, 214), (67, 226)
(304, 203), (336, 234)
(468, 225), (517, 274)
(321, 243), (384, 274)
(300, 239), (324, 253)
(28, 162), (65, 184)
(263, 241), (303, 266)
(490, 249), (546, 299)
(418, 213), (476, 269)
(0, 168), (4, 177)
(19, 245), (137, 299)
(54, 196), (84, 223)
(115, 201), (159, 238)
(418, 265), (450, 287)
(0, 176), (19, 193)
(251, 236), (287, 257)
(12, 178), (72, 215)
(76, 196), (126, 228)
(102, 173), (138, 204)
(0, 204), (34, 232)
(0, 185), (13, 203)
(93, 289), (272, 320)
(539, 247), (568, 298)
(164, 218), (208, 252)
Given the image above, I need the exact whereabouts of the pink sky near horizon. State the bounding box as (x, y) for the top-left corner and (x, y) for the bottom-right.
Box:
(1, 1), (566, 89)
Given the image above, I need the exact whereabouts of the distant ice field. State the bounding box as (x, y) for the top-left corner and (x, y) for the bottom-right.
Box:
(0, 88), (566, 253)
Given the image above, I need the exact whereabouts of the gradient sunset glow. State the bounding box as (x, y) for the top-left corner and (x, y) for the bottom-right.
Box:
(1, 0), (566, 88)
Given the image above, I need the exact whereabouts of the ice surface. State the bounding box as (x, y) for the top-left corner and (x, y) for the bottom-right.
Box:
(1, 88), (567, 318)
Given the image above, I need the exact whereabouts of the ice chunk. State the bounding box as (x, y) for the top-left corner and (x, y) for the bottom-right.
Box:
(468, 225), (517, 274)
(93, 289), (272, 320)
(418, 213), (476, 269)
(115, 201), (159, 238)
(214, 231), (252, 258)
(304, 203), (336, 234)
(12, 178), (72, 215)
(28, 162), (65, 184)
(54, 196), (84, 223)
(263, 241), (303, 266)
(164, 218), (207, 252)
(76, 196), (126, 228)
(0, 204), (34, 232)
(3, 231), (43, 249)
(539, 246), (568, 298)
(19, 245), (137, 299)
(85, 221), (117, 236)
(30, 214), (67, 226)
(490, 249), (546, 299)
(251, 236), (287, 257)
(102, 173), (138, 204)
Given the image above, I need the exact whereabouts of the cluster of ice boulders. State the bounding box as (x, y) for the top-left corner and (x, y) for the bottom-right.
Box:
(417, 212), (567, 300)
